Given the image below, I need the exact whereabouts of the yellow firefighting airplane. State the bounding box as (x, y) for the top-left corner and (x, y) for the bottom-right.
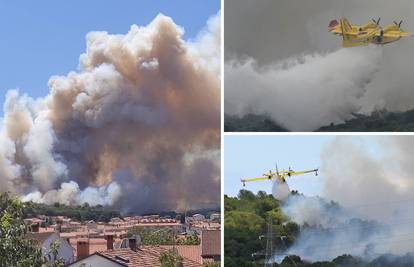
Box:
(241, 164), (318, 187)
(329, 17), (413, 47)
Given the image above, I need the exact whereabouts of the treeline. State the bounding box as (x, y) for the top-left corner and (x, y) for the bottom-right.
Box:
(23, 202), (121, 222)
(24, 201), (219, 223)
(224, 114), (289, 132)
(225, 109), (414, 132)
(225, 190), (414, 267)
(265, 253), (414, 267)
(225, 190), (300, 267)
(318, 109), (414, 132)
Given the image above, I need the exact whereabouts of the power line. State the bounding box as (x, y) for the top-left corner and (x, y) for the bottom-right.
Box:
(265, 217), (275, 267)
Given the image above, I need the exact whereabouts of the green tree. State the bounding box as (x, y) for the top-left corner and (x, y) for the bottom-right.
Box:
(0, 192), (44, 266)
(160, 249), (184, 267)
(0, 192), (68, 266)
(48, 240), (65, 267)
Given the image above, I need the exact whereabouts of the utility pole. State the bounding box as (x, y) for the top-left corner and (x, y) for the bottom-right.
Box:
(265, 217), (274, 267)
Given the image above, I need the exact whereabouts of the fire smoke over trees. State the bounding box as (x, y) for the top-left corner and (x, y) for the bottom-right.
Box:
(224, 0), (414, 131)
(280, 136), (414, 262)
(0, 12), (221, 213)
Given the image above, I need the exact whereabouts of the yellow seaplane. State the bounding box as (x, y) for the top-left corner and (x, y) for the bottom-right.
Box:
(329, 17), (413, 47)
(241, 164), (318, 187)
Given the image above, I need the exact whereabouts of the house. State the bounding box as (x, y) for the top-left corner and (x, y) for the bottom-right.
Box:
(67, 247), (202, 267)
(209, 213), (220, 222)
(192, 214), (205, 221)
(26, 231), (75, 265)
(201, 230), (221, 263)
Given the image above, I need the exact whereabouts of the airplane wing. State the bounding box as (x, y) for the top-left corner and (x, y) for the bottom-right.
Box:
(330, 27), (365, 36)
(381, 30), (413, 37)
(288, 169), (318, 177)
(241, 177), (273, 183)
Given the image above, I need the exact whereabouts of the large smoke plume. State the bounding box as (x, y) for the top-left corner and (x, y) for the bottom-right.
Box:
(0, 12), (221, 213)
(225, 0), (414, 131)
(225, 47), (381, 131)
(279, 136), (414, 262)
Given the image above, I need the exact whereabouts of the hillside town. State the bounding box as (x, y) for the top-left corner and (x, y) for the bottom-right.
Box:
(24, 212), (221, 266)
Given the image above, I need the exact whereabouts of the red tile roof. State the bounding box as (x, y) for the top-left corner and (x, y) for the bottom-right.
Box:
(159, 245), (202, 264)
(70, 238), (112, 256)
(201, 230), (221, 257)
(98, 247), (202, 267)
(26, 232), (56, 244)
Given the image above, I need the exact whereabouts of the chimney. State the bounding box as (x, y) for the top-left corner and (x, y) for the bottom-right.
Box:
(77, 240), (90, 260)
(105, 234), (114, 250)
(129, 238), (137, 251)
(31, 223), (39, 233)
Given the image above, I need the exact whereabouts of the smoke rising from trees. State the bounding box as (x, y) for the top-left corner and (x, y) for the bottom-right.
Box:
(225, 0), (414, 130)
(280, 136), (414, 261)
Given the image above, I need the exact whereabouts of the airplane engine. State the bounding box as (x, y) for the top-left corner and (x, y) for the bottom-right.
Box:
(374, 30), (384, 43)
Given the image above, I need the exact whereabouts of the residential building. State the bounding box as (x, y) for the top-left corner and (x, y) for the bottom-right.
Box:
(26, 231), (75, 265)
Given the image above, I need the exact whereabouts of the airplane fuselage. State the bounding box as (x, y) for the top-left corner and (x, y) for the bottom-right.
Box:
(329, 18), (411, 47)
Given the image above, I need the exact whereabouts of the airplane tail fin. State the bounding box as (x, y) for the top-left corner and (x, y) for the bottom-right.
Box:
(340, 18), (352, 33)
(340, 18), (355, 47)
(329, 20), (339, 29)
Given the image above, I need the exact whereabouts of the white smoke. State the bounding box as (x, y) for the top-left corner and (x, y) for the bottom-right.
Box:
(225, 47), (382, 131)
(278, 136), (414, 262)
(0, 12), (221, 212)
(22, 181), (121, 206)
(272, 179), (290, 201)
(321, 136), (414, 221)
(283, 195), (351, 228)
(225, 0), (414, 131)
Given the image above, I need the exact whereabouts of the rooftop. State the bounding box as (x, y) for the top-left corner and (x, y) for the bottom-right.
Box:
(201, 230), (221, 257)
(98, 247), (202, 267)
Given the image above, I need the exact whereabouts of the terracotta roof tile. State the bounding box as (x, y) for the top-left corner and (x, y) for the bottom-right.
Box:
(70, 238), (110, 256)
(201, 230), (221, 257)
(99, 247), (202, 267)
(26, 232), (56, 244)
(159, 245), (202, 264)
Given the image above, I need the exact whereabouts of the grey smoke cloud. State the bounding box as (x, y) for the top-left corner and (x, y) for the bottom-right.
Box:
(225, 47), (381, 131)
(225, 0), (414, 130)
(321, 136), (414, 221)
(0, 12), (221, 213)
(279, 136), (414, 261)
(281, 195), (393, 262)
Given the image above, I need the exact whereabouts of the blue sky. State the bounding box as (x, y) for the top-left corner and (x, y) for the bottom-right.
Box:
(0, 1), (220, 112)
(224, 135), (334, 197)
(224, 135), (384, 197)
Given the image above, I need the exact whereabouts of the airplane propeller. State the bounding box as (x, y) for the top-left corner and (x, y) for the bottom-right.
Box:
(372, 17), (381, 25)
(394, 20), (403, 28)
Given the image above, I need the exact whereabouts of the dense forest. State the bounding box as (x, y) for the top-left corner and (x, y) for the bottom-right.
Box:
(23, 202), (121, 222)
(225, 190), (299, 266)
(225, 109), (414, 132)
(225, 114), (289, 132)
(225, 190), (414, 267)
